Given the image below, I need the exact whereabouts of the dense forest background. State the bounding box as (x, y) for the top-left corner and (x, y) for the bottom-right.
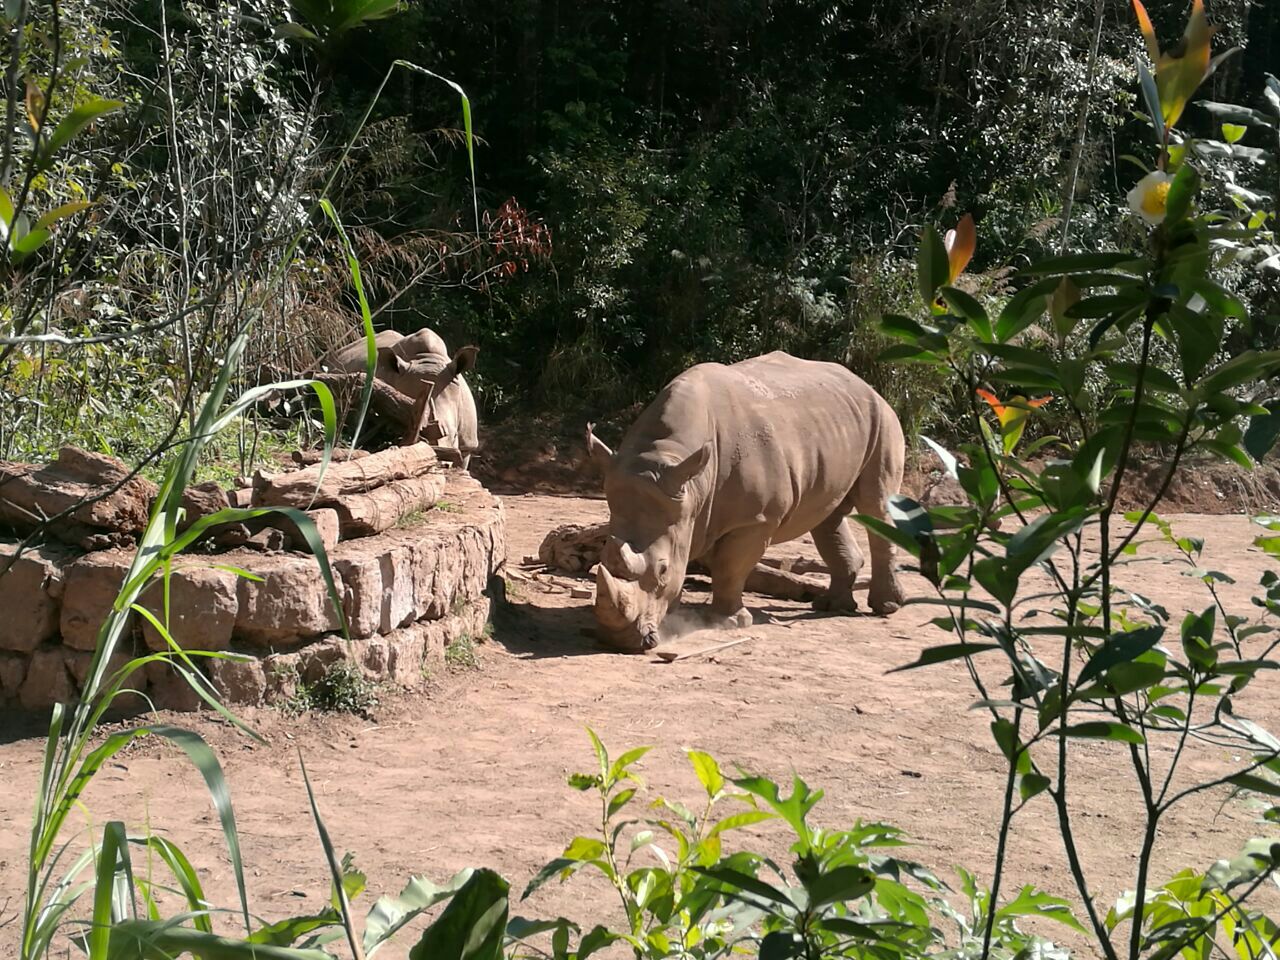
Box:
(4, 0), (1279, 466)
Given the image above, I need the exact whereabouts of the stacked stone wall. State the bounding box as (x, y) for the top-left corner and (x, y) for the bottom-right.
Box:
(0, 472), (505, 711)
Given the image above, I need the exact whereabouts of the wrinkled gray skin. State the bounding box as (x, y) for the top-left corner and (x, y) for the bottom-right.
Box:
(323, 328), (479, 468)
(586, 351), (906, 652)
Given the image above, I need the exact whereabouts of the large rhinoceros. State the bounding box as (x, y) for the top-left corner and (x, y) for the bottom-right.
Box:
(322, 327), (479, 468)
(586, 351), (906, 652)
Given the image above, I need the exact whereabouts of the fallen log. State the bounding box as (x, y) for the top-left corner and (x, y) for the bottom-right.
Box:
(291, 448), (371, 467)
(331, 472), (447, 538)
(311, 371), (449, 444)
(0, 447), (157, 547)
(252, 442), (439, 509)
(538, 521), (608, 572)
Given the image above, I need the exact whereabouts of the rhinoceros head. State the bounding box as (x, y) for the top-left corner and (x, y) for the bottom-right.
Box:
(585, 423), (711, 652)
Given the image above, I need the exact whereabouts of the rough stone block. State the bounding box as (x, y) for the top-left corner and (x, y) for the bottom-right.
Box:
(378, 543), (417, 634)
(20, 647), (75, 710)
(207, 656), (267, 706)
(66, 648), (143, 714)
(333, 547), (383, 639)
(0, 542), (69, 652)
(60, 550), (134, 651)
(144, 659), (204, 712)
(0, 651), (29, 699)
(233, 553), (342, 646)
(297, 637), (348, 684)
(138, 565), (238, 652)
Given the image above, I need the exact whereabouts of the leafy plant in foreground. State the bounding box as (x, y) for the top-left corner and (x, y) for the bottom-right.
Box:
(512, 731), (1082, 960)
(861, 4), (1280, 960)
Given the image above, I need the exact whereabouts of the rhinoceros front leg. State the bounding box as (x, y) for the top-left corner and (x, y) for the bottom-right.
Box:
(810, 514), (863, 613)
(706, 526), (770, 630)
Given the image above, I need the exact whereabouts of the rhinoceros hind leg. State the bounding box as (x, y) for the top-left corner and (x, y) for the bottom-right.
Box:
(853, 435), (907, 616)
(811, 514), (862, 614)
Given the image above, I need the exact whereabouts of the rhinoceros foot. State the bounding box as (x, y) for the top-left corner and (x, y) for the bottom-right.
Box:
(868, 584), (905, 616)
(813, 591), (859, 614)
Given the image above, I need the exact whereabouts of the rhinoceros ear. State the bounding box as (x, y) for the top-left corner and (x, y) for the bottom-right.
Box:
(659, 442), (711, 498)
(584, 423), (614, 473)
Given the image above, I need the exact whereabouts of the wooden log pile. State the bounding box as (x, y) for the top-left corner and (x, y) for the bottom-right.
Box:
(252, 442), (447, 539)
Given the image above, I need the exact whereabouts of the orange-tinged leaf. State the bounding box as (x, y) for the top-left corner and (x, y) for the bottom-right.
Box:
(1153, 0), (1218, 131)
(945, 213), (976, 283)
(976, 387), (1005, 419)
(1132, 0), (1160, 62)
(1027, 396), (1052, 409)
(24, 76), (44, 133)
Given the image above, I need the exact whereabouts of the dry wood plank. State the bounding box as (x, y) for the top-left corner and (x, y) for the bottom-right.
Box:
(331, 472), (447, 538)
(252, 442), (439, 509)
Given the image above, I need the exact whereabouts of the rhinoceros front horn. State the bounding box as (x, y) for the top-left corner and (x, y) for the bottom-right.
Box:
(595, 564), (631, 627)
(611, 537), (646, 580)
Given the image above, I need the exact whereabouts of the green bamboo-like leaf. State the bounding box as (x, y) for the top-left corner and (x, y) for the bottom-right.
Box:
(104, 920), (333, 959)
(364, 871), (473, 955)
(298, 751), (362, 960)
(39, 98), (124, 168)
(89, 821), (131, 960)
(1020, 251), (1143, 276)
(917, 224), (949, 306)
(408, 868), (509, 960)
(128, 837), (213, 935)
(888, 643), (1002, 673)
(1076, 626), (1165, 687)
(1059, 722), (1145, 744)
(34, 200), (91, 230)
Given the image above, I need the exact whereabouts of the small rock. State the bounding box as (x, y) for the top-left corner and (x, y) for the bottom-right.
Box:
(245, 528), (286, 552)
(570, 586), (593, 599)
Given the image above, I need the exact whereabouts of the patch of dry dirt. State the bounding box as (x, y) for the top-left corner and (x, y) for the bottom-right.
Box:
(2, 496), (1280, 958)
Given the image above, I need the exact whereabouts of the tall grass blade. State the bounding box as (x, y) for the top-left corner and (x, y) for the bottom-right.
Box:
(129, 837), (214, 934)
(319, 199), (377, 457)
(88, 822), (130, 958)
(298, 749), (366, 960)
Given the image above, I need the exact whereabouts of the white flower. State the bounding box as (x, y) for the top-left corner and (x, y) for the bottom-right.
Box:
(1127, 170), (1174, 226)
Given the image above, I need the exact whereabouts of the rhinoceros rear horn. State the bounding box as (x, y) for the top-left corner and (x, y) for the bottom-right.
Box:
(659, 442), (712, 498)
(611, 536), (646, 579)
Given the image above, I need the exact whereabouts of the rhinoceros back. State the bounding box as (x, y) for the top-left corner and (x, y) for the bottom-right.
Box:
(621, 351), (902, 553)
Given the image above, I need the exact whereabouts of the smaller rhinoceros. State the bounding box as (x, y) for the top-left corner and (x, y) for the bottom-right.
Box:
(322, 327), (479, 469)
(586, 351), (906, 652)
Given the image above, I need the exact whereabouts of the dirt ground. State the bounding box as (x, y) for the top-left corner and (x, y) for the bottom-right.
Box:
(3, 494), (1280, 957)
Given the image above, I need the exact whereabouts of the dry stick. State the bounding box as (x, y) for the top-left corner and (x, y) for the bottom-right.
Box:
(1059, 0), (1106, 252)
(653, 636), (756, 663)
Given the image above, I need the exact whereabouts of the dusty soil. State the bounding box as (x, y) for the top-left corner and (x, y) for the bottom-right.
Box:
(3, 495), (1280, 958)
